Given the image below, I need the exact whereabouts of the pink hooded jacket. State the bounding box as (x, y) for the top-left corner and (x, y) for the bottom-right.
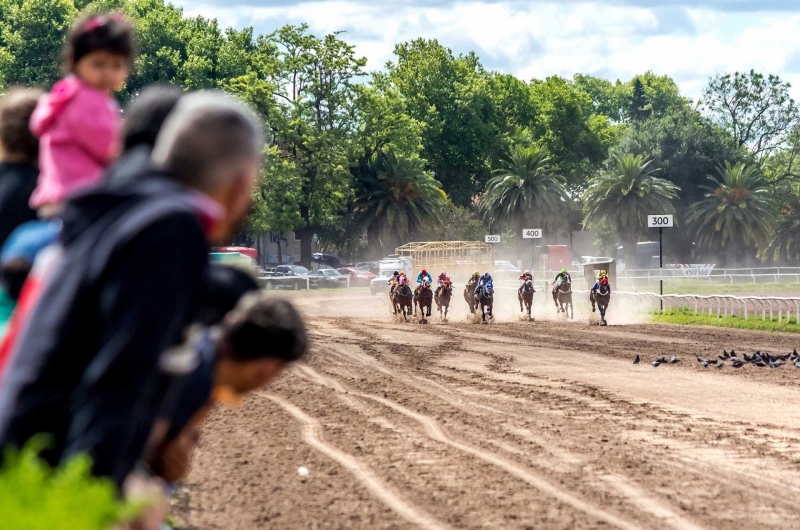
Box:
(29, 76), (120, 208)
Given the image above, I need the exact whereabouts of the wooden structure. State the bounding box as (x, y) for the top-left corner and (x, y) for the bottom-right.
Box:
(395, 241), (494, 277)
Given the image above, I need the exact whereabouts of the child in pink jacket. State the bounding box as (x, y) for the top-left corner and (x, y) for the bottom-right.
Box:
(29, 13), (134, 216)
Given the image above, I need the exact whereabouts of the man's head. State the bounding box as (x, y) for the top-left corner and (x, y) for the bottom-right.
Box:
(152, 91), (263, 243)
(215, 294), (308, 396)
(122, 84), (183, 152)
(0, 88), (43, 163)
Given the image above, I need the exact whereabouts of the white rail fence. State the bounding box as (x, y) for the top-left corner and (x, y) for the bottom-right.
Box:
(529, 267), (800, 287)
(495, 281), (800, 324)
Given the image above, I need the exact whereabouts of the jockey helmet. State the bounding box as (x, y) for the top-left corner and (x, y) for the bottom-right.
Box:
(393, 270), (399, 276)
(421, 269), (427, 275)
(600, 269), (607, 276)
(562, 268), (568, 274)
(482, 272), (491, 280)
(473, 270), (479, 276)
(524, 270), (530, 276)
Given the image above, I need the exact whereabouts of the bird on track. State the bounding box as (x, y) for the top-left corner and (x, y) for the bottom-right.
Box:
(730, 350), (738, 359)
(696, 355), (705, 363)
(720, 351), (729, 360)
(743, 354), (753, 362)
(769, 360), (783, 369)
(732, 361), (744, 368)
(755, 361), (767, 368)
(702, 361), (709, 368)
(651, 361), (661, 367)
(707, 359), (718, 365)
(717, 362), (724, 369)
(633, 355), (640, 365)
(656, 356), (668, 364)
(669, 355), (679, 364)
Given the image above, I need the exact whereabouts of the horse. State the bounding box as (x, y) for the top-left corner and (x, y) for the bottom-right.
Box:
(435, 280), (453, 321)
(476, 282), (494, 323)
(590, 282), (611, 326)
(392, 281), (414, 321)
(552, 275), (574, 319)
(414, 279), (434, 323)
(464, 280), (478, 314)
(518, 279), (535, 321)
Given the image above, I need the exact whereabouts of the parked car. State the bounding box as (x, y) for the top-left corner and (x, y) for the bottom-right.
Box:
(337, 267), (376, 287)
(493, 260), (521, 279)
(259, 264), (318, 290)
(356, 261), (380, 274)
(315, 268), (349, 288)
(370, 255), (414, 295)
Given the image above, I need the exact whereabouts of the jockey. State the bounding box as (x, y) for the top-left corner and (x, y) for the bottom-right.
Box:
(518, 270), (534, 294)
(467, 270), (480, 287)
(474, 272), (493, 295)
(435, 271), (450, 297)
(387, 270), (400, 294)
(416, 269), (432, 290)
(552, 268), (570, 294)
(591, 270), (610, 294)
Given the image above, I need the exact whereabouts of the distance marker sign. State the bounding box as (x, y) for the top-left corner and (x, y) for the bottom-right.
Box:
(522, 229), (542, 239)
(485, 235), (501, 243)
(647, 214), (673, 228)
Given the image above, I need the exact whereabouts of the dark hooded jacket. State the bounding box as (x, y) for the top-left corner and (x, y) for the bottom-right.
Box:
(0, 156), (208, 487)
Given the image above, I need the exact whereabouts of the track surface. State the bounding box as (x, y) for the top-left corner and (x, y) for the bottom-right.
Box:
(174, 289), (800, 529)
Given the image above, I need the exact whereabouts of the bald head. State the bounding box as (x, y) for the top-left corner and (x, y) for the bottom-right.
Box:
(152, 91), (263, 193)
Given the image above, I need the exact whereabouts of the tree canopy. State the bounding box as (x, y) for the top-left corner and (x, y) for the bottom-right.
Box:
(2, 0), (799, 265)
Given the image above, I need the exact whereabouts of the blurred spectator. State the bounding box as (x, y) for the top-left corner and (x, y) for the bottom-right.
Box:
(0, 88), (42, 249)
(29, 13), (133, 217)
(0, 91), (263, 488)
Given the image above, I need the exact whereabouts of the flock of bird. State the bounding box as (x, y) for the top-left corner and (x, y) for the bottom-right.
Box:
(633, 349), (800, 370)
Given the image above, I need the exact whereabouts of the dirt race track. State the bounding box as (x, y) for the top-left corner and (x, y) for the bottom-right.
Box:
(174, 288), (800, 529)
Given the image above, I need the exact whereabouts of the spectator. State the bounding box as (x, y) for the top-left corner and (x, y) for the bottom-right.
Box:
(148, 292), (308, 483)
(29, 13), (133, 217)
(0, 88), (42, 249)
(0, 85), (185, 366)
(0, 91), (263, 488)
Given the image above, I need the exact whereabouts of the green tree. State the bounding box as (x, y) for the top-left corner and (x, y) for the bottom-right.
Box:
(387, 39), (497, 205)
(702, 70), (800, 162)
(479, 145), (569, 247)
(760, 186), (800, 262)
(687, 162), (776, 263)
(582, 153), (679, 264)
(265, 24), (366, 266)
(351, 151), (447, 257)
(629, 78), (650, 121)
(0, 0), (77, 88)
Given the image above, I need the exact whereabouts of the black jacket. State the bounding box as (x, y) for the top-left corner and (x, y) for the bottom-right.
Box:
(0, 162), (38, 249)
(0, 160), (208, 487)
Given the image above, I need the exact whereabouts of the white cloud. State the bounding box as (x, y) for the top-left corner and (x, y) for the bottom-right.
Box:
(174, 0), (800, 100)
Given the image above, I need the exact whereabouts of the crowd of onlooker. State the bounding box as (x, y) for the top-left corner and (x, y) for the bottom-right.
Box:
(0, 12), (308, 529)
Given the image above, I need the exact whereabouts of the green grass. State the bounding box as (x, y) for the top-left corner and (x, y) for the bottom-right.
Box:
(657, 281), (800, 296)
(653, 310), (800, 334)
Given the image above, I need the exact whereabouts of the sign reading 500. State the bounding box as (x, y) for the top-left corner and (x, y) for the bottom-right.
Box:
(485, 235), (501, 243)
(647, 214), (674, 228)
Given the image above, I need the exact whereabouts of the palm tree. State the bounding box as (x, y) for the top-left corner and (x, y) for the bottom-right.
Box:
(760, 186), (800, 262)
(582, 153), (679, 264)
(479, 145), (569, 238)
(687, 162), (775, 262)
(352, 150), (447, 254)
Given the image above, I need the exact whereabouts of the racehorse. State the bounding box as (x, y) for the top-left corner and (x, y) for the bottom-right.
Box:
(476, 282), (494, 323)
(414, 279), (434, 323)
(552, 275), (574, 319)
(464, 280), (478, 314)
(435, 280), (453, 320)
(518, 279), (535, 321)
(392, 281), (414, 321)
(590, 281), (611, 326)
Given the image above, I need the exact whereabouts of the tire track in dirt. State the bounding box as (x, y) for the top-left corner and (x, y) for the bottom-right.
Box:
(258, 392), (453, 530)
(296, 364), (703, 530)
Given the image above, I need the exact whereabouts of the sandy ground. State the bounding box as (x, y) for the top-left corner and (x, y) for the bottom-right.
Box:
(173, 288), (800, 529)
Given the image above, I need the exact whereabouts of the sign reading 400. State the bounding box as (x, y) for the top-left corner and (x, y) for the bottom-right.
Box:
(485, 235), (501, 243)
(647, 214), (674, 228)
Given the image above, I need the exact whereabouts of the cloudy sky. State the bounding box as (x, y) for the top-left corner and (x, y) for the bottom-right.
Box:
(173, 0), (800, 100)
